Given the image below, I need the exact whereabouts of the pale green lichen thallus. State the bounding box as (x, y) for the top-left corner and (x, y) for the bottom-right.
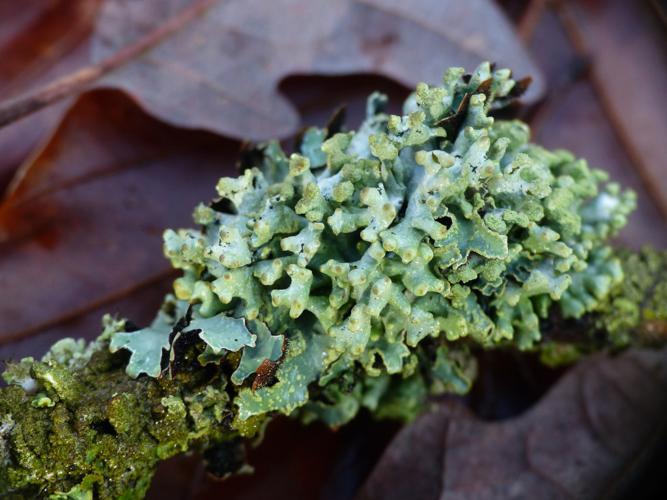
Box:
(115, 62), (635, 424)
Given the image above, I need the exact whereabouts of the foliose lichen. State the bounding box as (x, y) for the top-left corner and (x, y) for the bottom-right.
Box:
(110, 62), (634, 426)
(2, 62), (656, 499)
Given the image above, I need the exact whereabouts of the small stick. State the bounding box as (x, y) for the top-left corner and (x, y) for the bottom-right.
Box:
(516, 0), (547, 42)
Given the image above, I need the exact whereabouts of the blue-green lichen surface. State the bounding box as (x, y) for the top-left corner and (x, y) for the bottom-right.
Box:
(108, 63), (635, 427)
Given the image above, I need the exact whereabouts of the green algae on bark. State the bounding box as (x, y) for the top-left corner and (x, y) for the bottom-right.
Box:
(1, 63), (665, 498)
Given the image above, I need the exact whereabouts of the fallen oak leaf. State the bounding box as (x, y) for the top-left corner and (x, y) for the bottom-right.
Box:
(0, 0), (216, 131)
(0, 0), (544, 141)
(0, 0), (100, 185)
(359, 347), (667, 500)
(92, 0), (544, 140)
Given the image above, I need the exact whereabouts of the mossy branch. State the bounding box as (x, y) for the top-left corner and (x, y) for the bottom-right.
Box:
(0, 344), (260, 499)
(1, 248), (664, 499)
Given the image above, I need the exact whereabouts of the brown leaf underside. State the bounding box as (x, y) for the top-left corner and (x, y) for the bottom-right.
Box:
(94, 0), (543, 140)
(0, 0), (544, 147)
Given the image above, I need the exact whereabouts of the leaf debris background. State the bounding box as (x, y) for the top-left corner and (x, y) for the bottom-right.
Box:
(0, 0), (665, 498)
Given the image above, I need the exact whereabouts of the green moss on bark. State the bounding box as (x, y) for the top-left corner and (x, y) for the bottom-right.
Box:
(0, 349), (242, 499)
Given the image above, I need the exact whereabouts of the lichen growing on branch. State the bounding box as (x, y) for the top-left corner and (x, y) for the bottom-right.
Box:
(1, 62), (661, 499)
(125, 62), (635, 421)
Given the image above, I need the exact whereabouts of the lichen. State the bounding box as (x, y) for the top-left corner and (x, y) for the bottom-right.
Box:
(596, 247), (667, 345)
(2, 62), (660, 499)
(537, 247), (667, 366)
(111, 62), (634, 420)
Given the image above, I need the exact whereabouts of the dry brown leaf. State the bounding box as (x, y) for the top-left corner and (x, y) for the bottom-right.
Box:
(90, 0), (544, 140)
(0, 0), (99, 184)
(359, 347), (667, 500)
(0, 89), (237, 344)
(558, 0), (667, 218)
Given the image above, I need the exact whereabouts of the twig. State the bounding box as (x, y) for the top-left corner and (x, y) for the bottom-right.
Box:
(0, 0), (217, 129)
(516, 0), (547, 42)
